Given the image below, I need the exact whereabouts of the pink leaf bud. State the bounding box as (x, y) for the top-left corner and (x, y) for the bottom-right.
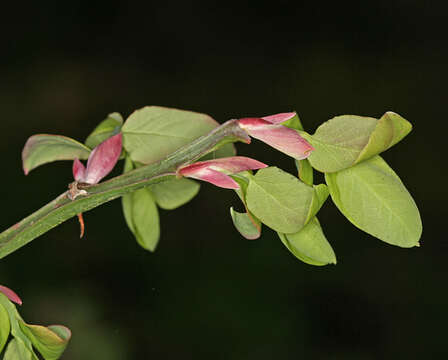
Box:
(72, 133), (122, 184)
(0, 284), (22, 305)
(238, 113), (314, 160)
(178, 156), (267, 189)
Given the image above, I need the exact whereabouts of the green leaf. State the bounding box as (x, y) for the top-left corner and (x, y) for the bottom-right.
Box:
(19, 322), (71, 360)
(0, 304), (10, 353)
(3, 338), (33, 360)
(295, 158), (313, 186)
(306, 184), (329, 223)
(230, 207), (261, 240)
(122, 106), (221, 164)
(325, 156), (422, 247)
(149, 177), (200, 210)
(0, 294), (35, 358)
(246, 167), (314, 233)
(22, 135), (91, 175)
(302, 112), (412, 172)
(85, 112), (123, 149)
(278, 217), (336, 265)
(122, 187), (160, 251)
(230, 172), (262, 239)
(121, 157), (136, 233)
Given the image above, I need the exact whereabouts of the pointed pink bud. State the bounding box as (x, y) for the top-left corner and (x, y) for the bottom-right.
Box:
(0, 285), (23, 305)
(178, 156), (267, 189)
(73, 133), (122, 184)
(72, 158), (86, 182)
(238, 117), (314, 160)
(261, 112), (297, 124)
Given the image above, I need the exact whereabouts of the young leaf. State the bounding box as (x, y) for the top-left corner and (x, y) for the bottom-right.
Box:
(305, 184), (330, 223)
(277, 218), (336, 266)
(295, 158), (313, 185)
(302, 112), (412, 172)
(122, 106), (221, 164)
(149, 177), (200, 210)
(122, 188), (160, 251)
(0, 304), (10, 353)
(230, 172), (262, 240)
(325, 156), (422, 247)
(0, 293), (35, 356)
(85, 112), (123, 149)
(230, 207), (261, 240)
(3, 338), (33, 360)
(245, 167), (314, 233)
(19, 322), (71, 360)
(22, 135), (91, 175)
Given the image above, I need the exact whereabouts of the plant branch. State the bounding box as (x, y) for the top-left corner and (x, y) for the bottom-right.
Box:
(0, 120), (249, 259)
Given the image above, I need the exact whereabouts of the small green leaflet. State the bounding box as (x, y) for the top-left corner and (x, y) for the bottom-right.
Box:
(85, 112), (123, 149)
(295, 158), (313, 186)
(325, 155), (422, 247)
(122, 188), (160, 251)
(278, 218), (336, 266)
(122, 157), (160, 251)
(230, 172), (262, 239)
(230, 207), (261, 240)
(301, 112), (412, 172)
(122, 106), (223, 164)
(22, 135), (91, 175)
(149, 177), (200, 210)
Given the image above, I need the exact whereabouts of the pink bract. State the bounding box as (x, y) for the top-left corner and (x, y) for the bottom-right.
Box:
(72, 133), (122, 184)
(0, 284), (22, 305)
(178, 156), (267, 189)
(238, 112), (314, 160)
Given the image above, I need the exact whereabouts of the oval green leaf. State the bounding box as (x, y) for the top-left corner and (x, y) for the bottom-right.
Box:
(325, 156), (422, 247)
(303, 112), (412, 172)
(22, 135), (91, 175)
(19, 321), (71, 360)
(278, 217), (336, 266)
(149, 177), (200, 210)
(85, 112), (123, 149)
(122, 106), (220, 164)
(246, 167), (314, 233)
(0, 304), (10, 353)
(230, 207), (261, 240)
(122, 187), (160, 251)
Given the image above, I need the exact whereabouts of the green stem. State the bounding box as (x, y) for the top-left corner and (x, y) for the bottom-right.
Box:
(0, 120), (250, 259)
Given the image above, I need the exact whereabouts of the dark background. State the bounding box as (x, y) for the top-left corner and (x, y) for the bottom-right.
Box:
(0, 1), (446, 359)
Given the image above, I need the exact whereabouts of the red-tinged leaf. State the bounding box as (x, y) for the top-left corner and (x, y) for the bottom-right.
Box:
(84, 133), (122, 184)
(0, 285), (22, 305)
(238, 118), (314, 160)
(261, 112), (296, 124)
(72, 158), (86, 182)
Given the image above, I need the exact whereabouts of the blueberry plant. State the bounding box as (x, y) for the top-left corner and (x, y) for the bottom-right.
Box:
(0, 107), (422, 359)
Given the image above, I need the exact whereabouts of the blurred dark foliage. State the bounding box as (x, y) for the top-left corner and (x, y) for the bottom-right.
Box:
(0, 1), (446, 359)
